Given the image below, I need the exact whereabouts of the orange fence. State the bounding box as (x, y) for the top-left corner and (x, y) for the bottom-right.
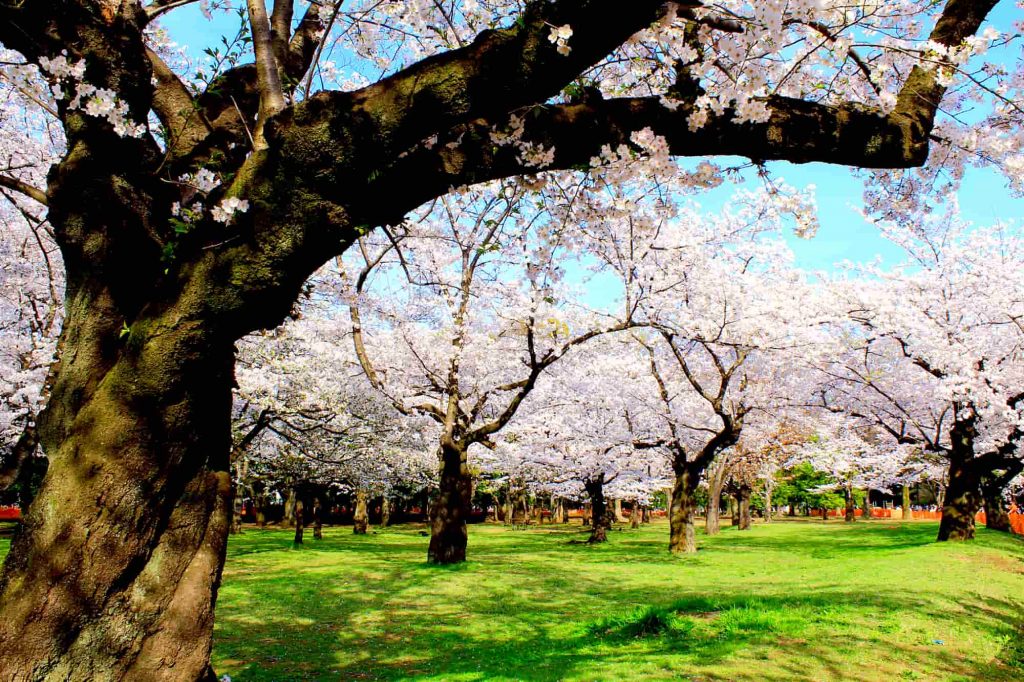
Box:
(0, 505), (20, 521)
(975, 510), (1024, 536)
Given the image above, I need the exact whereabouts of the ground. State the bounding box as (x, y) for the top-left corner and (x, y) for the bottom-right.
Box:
(2, 519), (1023, 680)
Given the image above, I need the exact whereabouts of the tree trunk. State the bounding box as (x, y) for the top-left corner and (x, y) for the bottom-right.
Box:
(231, 486), (244, 534)
(938, 423), (983, 542)
(294, 499), (305, 544)
(283, 487), (297, 528)
(845, 485), (856, 523)
(861, 488), (872, 521)
(642, 506), (650, 524)
(353, 489), (369, 535)
(763, 486), (773, 523)
(902, 485), (913, 520)
(706, 479), (723, 536)
(613, 498), (625, 523)
(731, 495), (740, 526)
(585, 477), (610, 544)
(668, 465), (698, 553)
(936, 483), (946, 511)
(0, 315), (235, 680)
(630, 503), (640, 529)
(313, 497), (323, 540)
(738, 486), (752, 531)
(428, 442), (471, 563)
(821, 507), (828, 522)
(381, 497), (391, 528)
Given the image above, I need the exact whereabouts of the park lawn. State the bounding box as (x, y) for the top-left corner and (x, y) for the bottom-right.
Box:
(1, 520), (1021, 680)
(202, 520), (1024, 681)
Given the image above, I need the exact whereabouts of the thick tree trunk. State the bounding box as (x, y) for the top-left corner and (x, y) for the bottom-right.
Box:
(353, 489), (369, 535)
(313, 497), (323, 540)
(294, 499), (305, 544)
(381, 497), (391, 528)
(937, 450), (983, 540)
(845, 485), (856, 523)
(901, 485), (913, 520)
(0, 315), (234, 681)
(737, 486), (752, 531)
(668, 465), (698, 553)
(585, 477), (610, 544)
(428, 443), (471, 563)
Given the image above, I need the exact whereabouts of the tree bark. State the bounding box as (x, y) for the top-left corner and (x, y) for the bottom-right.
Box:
(283, 487), (297, 528)
(706, 478), (723, 536)
(902, 485), (913, 521)
(630, 503), (640, 529)
(845, 485), (856, 523)
(380, 497), (391, 528)
(763, 486), (773, 523)
(979, 462), (1022, 533)
(427, 443), (471, 563)
(737, 486), (752, 531)
(312, 497), (323, 540)
(861, 488), (872, 521)
(353, 489), (369, 535)
(731, 495), (740, 526)
(938, 418), (984, 542)
(613, 498), (625, 523)
(668, 465), (698, 553)
(0, 315), (234, 681)
(293, 499), (305, 544)
(585, 476), (610, 544)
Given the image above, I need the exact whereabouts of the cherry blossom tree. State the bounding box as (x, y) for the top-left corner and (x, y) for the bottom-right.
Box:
(818, 213), (1024, 540)
(0, 0), (1017, 676)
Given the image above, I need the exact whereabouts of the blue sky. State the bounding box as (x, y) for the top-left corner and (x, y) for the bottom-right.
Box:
(160, 2), (1024, 275)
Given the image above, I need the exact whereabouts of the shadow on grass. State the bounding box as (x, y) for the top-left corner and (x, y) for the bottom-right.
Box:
(212, 522), (1024, 681)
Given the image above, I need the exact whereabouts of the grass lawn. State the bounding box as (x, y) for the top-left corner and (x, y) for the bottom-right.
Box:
(206, 519), (1024, 681)
(2, 519), (1022, 680)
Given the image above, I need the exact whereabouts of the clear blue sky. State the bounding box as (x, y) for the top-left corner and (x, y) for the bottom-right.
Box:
(160, 2), (1024, 275)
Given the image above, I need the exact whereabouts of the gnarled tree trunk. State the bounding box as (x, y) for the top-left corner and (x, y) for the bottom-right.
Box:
(353, 489), (369, 535)
(428, 442), (471, 563)
(0, 305), (235, 681)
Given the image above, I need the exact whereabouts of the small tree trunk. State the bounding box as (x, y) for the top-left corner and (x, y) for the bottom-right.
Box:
(293, 499), (305, 544)
(936, 483), (946, 511)
(731, 495), (740, 526)
(706, 480), (723, 536)
(861, 488), (872, 521)
(353, 489), (369, 535)
(738, 486), (752, 531)
(642, 506), (650, 523)
(630, 503), (640, 529)
(821, 507), (828, 522)
(902, 485), (913, 520)
(764, 487), (773, 523)
(231, 486), (244, 534)
(585, 477), (610, 544)
(381, 497), (391, 528)
(613, 498), (625, 523)
(669, 465), (698, 553)
(313, 497), (323, 540)
(283, 487), (297, 528)
(845, 485), (856, 523)
(428, 442), (471, 563)
(788, 503), (797, 517)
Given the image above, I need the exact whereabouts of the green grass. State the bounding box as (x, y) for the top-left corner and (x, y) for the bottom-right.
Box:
(209, 520), (1024, 681)
(2, 519), (1022, 680)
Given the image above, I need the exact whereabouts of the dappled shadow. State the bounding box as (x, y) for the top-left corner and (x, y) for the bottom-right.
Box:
(211, 521), (1024, 681)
